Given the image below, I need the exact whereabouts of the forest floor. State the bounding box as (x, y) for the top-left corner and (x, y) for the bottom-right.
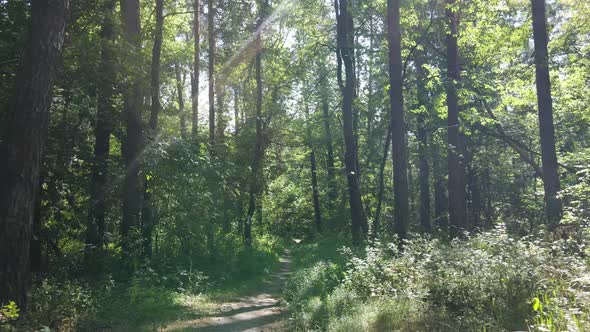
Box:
(160, 251), (292, 332)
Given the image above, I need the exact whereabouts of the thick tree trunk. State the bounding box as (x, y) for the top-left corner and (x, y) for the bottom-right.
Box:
(192, 0), (200, 140)
(208, 0), (215, 143)
(445, 0), (467, 238)
(176, 63), (187, 139)
(415, 55), (431, 233)
(387, 0), (409, 241)
(141, 0), (164, 258)
(0, 0), (69, 307)
(87, 0), (116, 261)
(337, 0), (367, 245)
(531, 0), (562, 228)
(120, 0), (143, 259)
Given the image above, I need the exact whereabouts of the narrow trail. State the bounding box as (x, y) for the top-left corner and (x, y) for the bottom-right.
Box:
(163, 251), (292, 332)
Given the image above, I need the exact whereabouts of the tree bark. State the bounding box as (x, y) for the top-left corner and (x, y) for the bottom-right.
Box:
(0, 0), (69, 307)
(87, 0), (116, 262)
(337, 0), (367, 245)
(373, 124), (392, 239)
(176, 63), (187, 139)
(192, 0), (200, 140)
(208, 0), (215, 144)
(531, 0), (562, 228)
(120, 0), (143, 259)
(445, 0), (467, 237)
(245, 1), (266, 245)
(320, 71), (336, 211)
(387, 0), (410, 241)
(415, 55), (431, 232)
(141, 0), (164, 258)
(305, 105), (322, 233)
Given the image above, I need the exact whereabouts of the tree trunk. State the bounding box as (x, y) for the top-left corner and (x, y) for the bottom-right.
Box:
(320, 71), (336, 211)
(208, 0), (215, 144)
(305, 105), (322, 233)
(87, 0), (116, 262)
(0, 0), (69, 307)
(373, 124), (392, 239)
(531, 0), (562, 228)
(245, 2), (265, 245)
(176, 63), (187, 139)
(387, 0), (409, 241)
(445, 0), (467, 238)
(433, 142), (448, 228)
(233, 86), (239, 135)
(192, 0), (200, 140)
(120, 0), (143, 259)
(141, 0), (164, 258)
(336, 0), (367, 245)
(415, 55), (431, 233)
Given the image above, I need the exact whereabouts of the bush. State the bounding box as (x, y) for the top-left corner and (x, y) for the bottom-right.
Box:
(288, 226), (590, 331)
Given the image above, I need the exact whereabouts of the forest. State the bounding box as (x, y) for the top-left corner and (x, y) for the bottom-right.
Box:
(0, 0), (589, 330)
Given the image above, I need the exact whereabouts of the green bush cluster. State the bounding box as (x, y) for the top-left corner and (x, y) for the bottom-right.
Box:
(287, 227), (590, 331)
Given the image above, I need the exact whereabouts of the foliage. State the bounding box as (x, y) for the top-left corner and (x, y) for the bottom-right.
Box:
(288, 227), (590, 331)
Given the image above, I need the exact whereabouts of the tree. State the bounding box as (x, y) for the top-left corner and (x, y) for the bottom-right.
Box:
(415, 54), (431, 232)
(244, 0), (266, 245)
(445, 0), (467, 237)
(387, 0), (410, 241)
(142, 0), (165, 258)
(87, 0), (117, 261)
(336, 0), (367, 245)
(192, 0), (200, 140)
(176, 63), (188, 139)
(120, 0), (143, 259)
(0, 0), (69, 307)
(531, 0), (562, 228)
(208, 0), (215, 143)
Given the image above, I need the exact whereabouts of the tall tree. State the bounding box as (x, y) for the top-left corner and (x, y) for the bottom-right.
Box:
(319, 69), (336, 212)
(141, 0), (164, 258)
(415, 55), (431, 232)
(192, 0), (200, 140)
(531, 0), (562, 228)
(120, 0), (143, 258)
(387, 0), (409, 241)
(208, 0), (215, 143)
(0, 0), (69, 307)
(445, 0), (467, 237)
(87, 0), (117, 261)
(244, 0), (266, 245)
(305, 104), (322, 233)
(336, 0), (367, 245)
(177, 63), (187, 139)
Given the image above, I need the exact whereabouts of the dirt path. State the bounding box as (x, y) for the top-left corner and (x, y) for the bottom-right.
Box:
(163, 252), (292, 331)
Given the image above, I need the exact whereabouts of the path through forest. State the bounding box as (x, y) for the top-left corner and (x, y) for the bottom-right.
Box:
(163, 251), (292, 331)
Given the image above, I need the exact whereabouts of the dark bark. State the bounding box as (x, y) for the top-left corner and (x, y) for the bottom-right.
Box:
(320, 73), (336, 211)
(305, 105), (322, 233)
(120, 0), (143, 259)
(445, 0), (467, 238)
(192, 0), (200, 140)
(531, 0), (562, 228)
(467, 164), (481, 229)
(208, 0), (215, 143)
(415, 55), (431, 232)
(245, 3), (265, 245)
(141, 0), (164, 258)
(373, 124), (392, 239)
(336, 0), (367, 245)
(433, 142), (448, 228)
(234, 86), (240, 135)
(87, 0), (116, 262)
(0, 0), (69, 307)
(387, 0), (409, 241)
(176, 63), (187, 139)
